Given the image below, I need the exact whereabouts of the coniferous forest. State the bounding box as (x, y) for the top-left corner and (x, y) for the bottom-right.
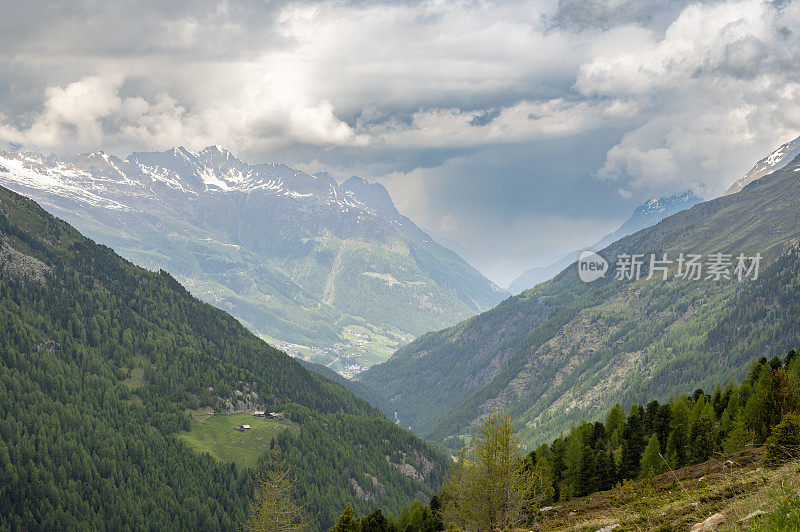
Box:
(0, 187), (445, 530)
(2, 180), (800, 530)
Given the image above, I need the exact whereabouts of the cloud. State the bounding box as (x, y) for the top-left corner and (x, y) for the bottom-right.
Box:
(582, 0), (800, 197)
(575, 0), (771, 97)
(550, 0), (717, 31)
(3, 0), (800, 280)
(0, 74), (370, 154)
(0, 1), (587, 153)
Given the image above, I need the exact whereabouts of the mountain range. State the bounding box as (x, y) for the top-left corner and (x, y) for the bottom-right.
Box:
(0, 146), (506, 374)
(360, 140), (800, 448)
(507, 191), (701, 294)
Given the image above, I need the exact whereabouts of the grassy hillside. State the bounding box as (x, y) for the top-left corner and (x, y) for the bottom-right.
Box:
(178, 412), (298, 469)
(360, 155), (800, 448)
(0, 186), (446, 530)
(536, 448), (800, 531)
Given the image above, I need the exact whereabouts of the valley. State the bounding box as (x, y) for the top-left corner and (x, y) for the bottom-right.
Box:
(3, 136), (800, 531)
(0, 147), (506, 374)
(360, 147), (800, 449)
(5, 2), (800, 530)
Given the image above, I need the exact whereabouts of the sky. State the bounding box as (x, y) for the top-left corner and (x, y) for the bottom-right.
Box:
(2, 0), (800, 286)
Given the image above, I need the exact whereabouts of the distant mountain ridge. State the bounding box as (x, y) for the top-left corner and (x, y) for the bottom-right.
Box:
(0, 146), (507, 373)
(508, 191), (701, 294)
(726, 135), (800, 195)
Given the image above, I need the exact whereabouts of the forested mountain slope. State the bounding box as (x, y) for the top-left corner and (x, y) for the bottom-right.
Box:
(0, 147), (506, 372)
(361, 153), (800, 448)
(0, 186), (446, 530)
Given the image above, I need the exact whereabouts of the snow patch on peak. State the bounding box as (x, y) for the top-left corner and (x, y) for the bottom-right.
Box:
(198, 168), (232, 191)
(0, 147), (409, 223)
(726, 135), (800, 195)
(170, 146), (199, 163)
(0, 153), (132, 211)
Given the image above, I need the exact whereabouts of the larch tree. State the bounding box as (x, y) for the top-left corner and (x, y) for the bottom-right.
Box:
(249, 454), (309, 532)
(442, 412), (532, 530)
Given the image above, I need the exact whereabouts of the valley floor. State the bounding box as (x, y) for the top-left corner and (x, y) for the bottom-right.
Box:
(534, 448), (800, 531)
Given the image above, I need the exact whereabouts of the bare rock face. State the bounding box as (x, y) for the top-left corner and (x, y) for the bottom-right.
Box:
(0, 242), (50, 282)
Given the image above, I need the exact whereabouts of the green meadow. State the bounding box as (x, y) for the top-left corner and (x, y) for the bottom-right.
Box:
(178, 412), (298, 469)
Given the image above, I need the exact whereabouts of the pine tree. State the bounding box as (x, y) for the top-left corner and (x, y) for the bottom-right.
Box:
(619, 406), (645, 479)
(639, 434), (666, 478)
(653, 404), (672, 453)
(764, 369), (797, 430)
(667, 397), (690, 468)
(594, 449), (616, 492)
(361, 509), (392, 532)
(722, 415), (752, 453)
(605, 404), (625, 449)
(576, 446), (595, 497)
(689, 402), (716, 464)
(333, 503), (360, 532)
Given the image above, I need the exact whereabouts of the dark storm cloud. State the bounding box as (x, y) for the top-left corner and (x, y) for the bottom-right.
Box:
(550, 0), (721, 30)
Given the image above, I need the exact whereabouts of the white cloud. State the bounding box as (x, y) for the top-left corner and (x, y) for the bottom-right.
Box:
(0, 73), (370, 154)
(0, 1), (590, 155)
(0, 75), (123, 148)
(363, 97), (641, 149)
(576, 1), (770, 96)
(3, 0), (798, 192)
(584, 0), (800, 197)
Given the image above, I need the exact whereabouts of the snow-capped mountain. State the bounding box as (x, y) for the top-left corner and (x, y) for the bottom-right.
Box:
(726, 135), (800, 195)
(0, 146), (398, 221)
(0, 146), (507, 373)
(592, 190), (700, 250)
(507, 191), (701, 294)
